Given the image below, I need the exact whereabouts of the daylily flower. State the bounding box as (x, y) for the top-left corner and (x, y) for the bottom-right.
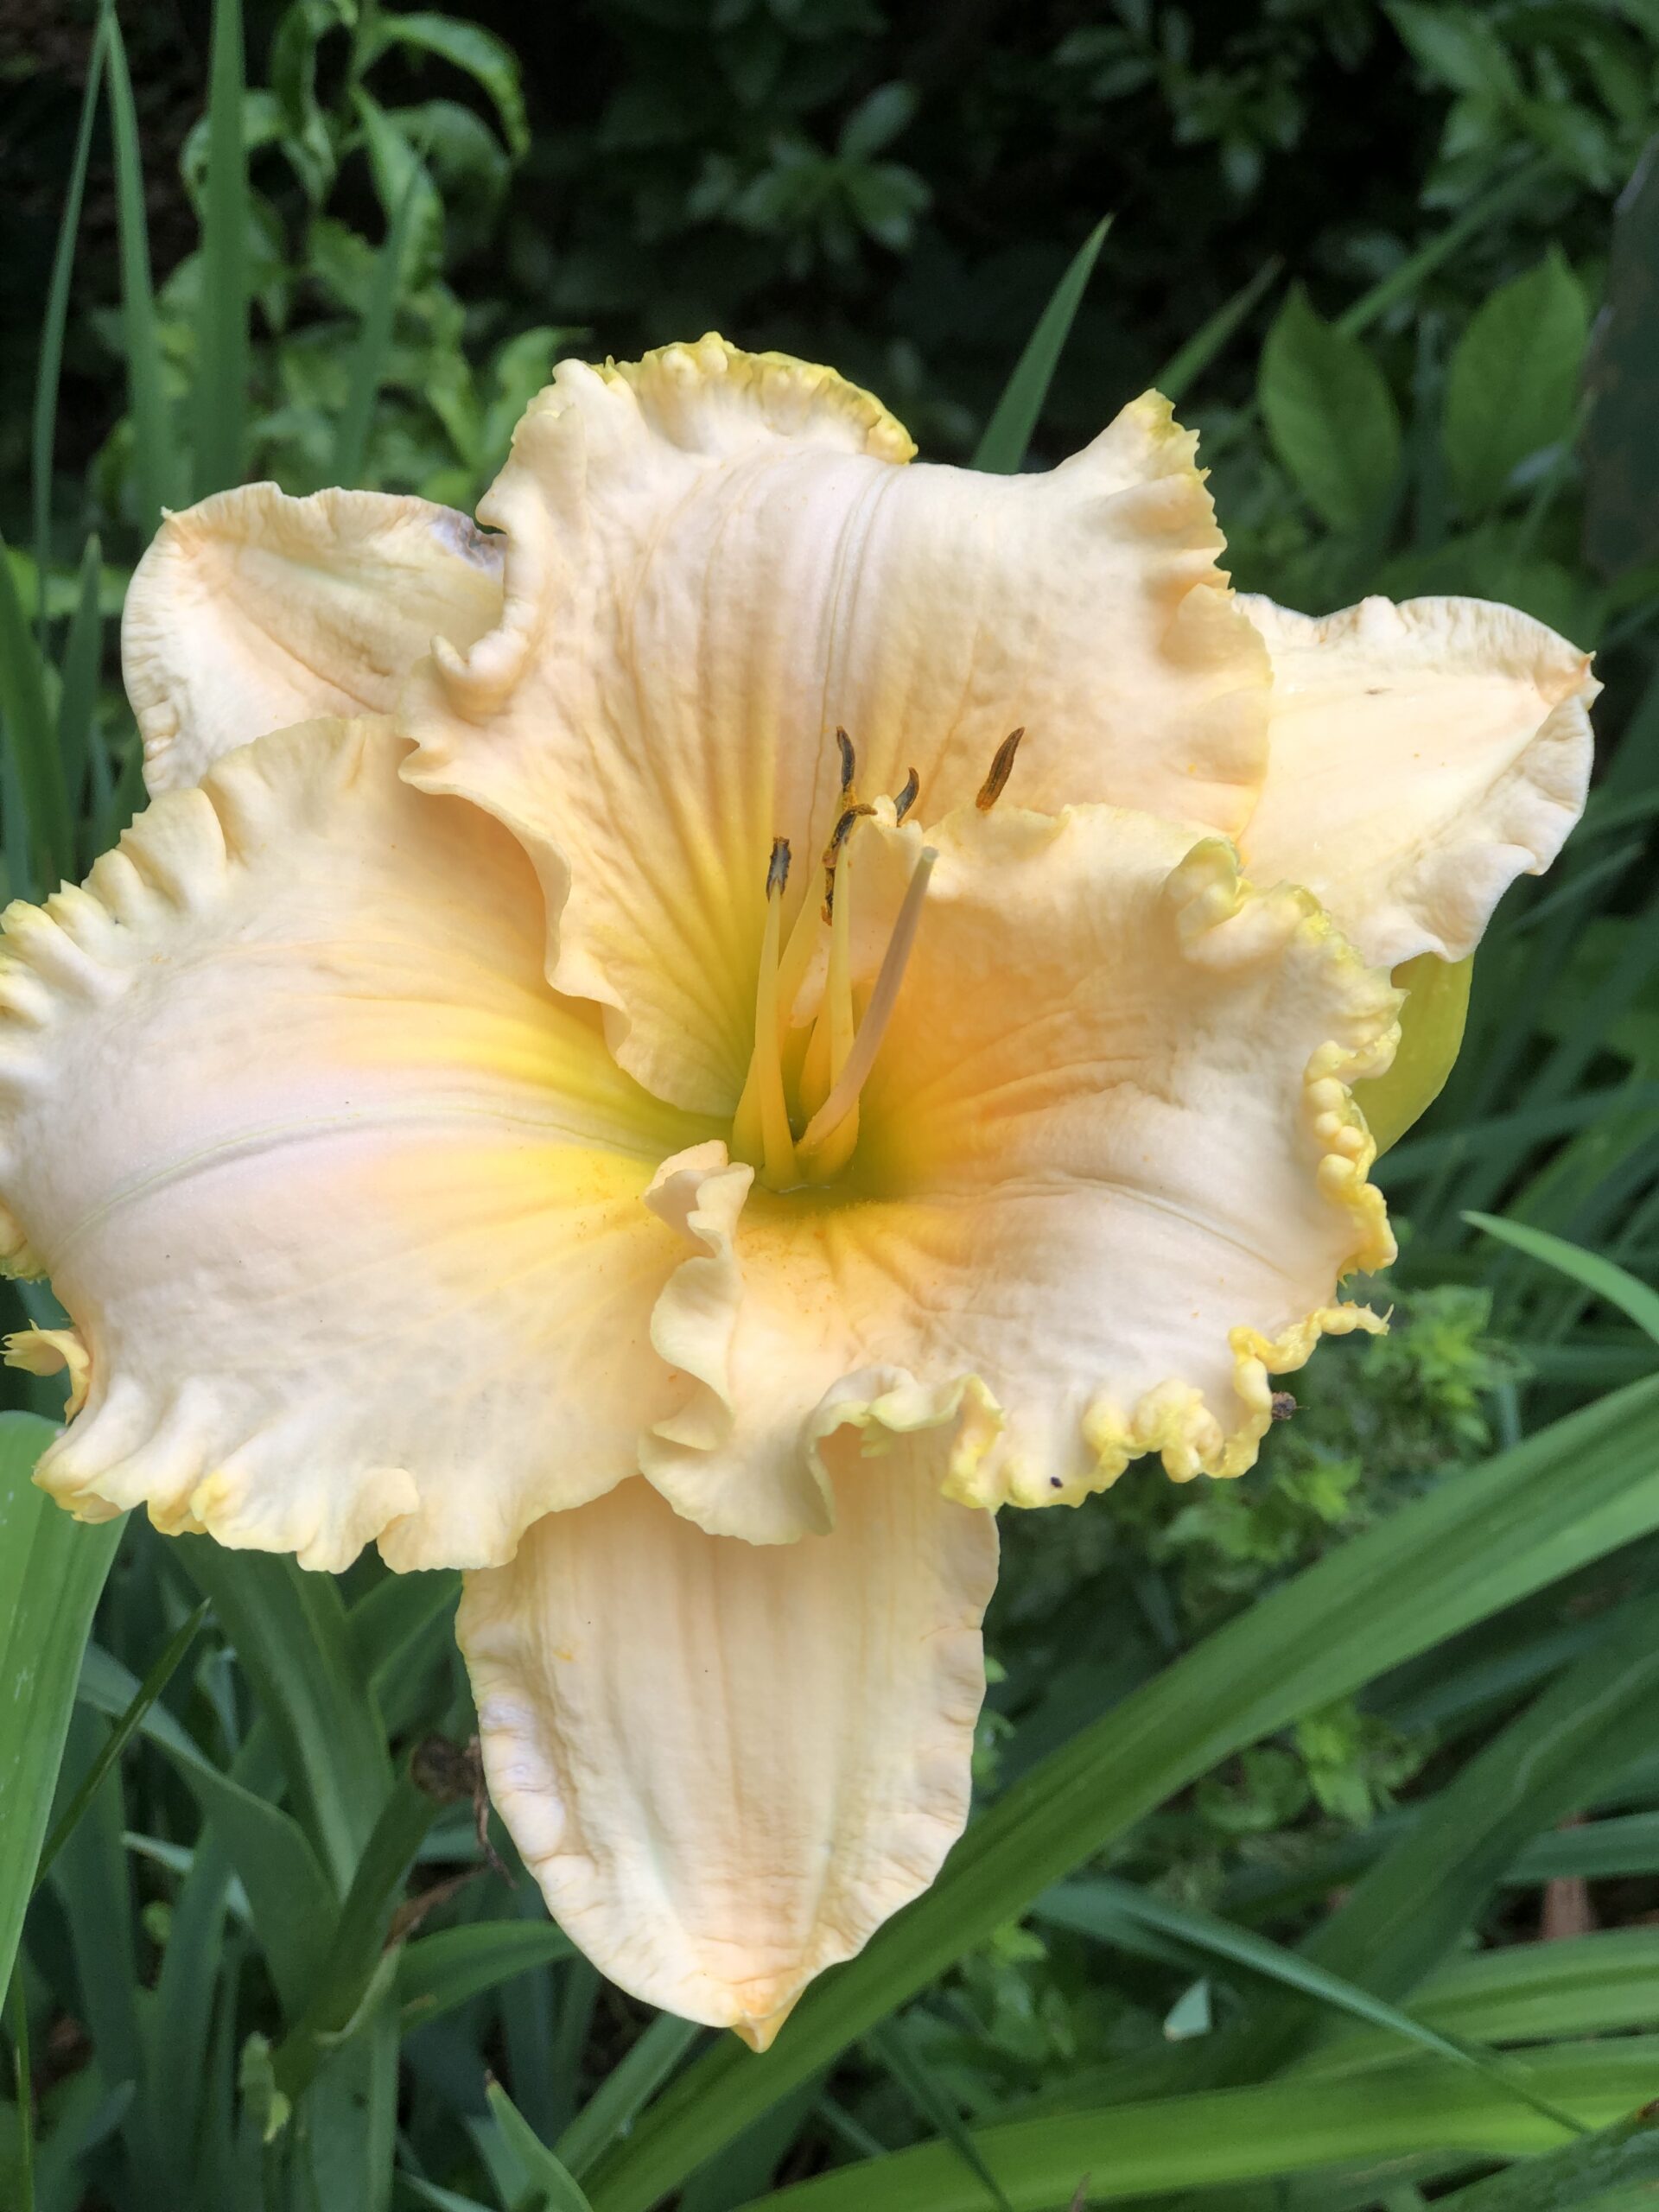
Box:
(0, 336), (1593, 2049)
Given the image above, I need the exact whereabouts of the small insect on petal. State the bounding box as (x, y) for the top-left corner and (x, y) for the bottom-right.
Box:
(976, 726), (1026, 811)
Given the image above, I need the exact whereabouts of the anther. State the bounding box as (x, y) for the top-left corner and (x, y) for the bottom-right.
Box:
(976, 727), (1025, 812)
(767, 836), (791, 899)
(836, 728), (857, 794)
(894, 766), (920, 823)
(823, 803), (874, 920)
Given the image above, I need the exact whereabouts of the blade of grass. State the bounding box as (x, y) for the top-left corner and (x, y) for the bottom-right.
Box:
(488, 2078), (595, 2211)
(1433, 2103), (1659, 2208)
(1033, 1878), (1584, 2135)
(102, 0), (180, 535)
(395, 1919), (576, 2032)
(32, 1598), (209, 1889)
(864, 2018), (1014, 2212)
(971, 217), (1110, 473)
(31, 16), (107, 634)
(194, 0), (250, 496)
(588, 1375), (1659, 2212)
(55, 533), (102, 846)
(556, 2014), (704, 2180)
(1336, 161), (1551, 337)
(1465, 1212), (1659, 1345)
(0, 520), (74, 889)
(1156, 257), (1283, 404)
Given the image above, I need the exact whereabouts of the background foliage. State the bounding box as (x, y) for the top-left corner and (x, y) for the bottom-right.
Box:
(7, 2), (1659, 2208)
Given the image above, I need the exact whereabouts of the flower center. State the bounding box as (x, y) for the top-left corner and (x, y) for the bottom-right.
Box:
(729, 728), (1022, 1193)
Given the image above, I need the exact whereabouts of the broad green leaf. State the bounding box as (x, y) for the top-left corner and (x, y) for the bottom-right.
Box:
(1387, 3), (1522, 102)
(1260, 285), (1401, 533)
(1465, 1212), (1659, 1345)
(489, 2079), (595, 2211)
(396, 1919), (576, 2031)
(732, 2042), (1659, 2210)
(589, 1375), (1659, 2211)
(1433, 2104), (1659, 2207)
(972, 217), (1110, 474)
(0, 1413), (120, 1998)
(194, 0), (251, 495)
(1358, 952), (1473, 1154)
(1444, 252), (1588, 514)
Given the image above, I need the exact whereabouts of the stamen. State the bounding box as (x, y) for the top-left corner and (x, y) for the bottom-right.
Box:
(798, 845), (938, 1163)
(894, 766), (920, 823)
(836, 726), (857, 796)
(976, 726), (1025, 811)
(731, 838), (799, 1190)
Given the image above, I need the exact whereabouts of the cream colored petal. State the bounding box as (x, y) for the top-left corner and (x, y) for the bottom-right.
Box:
(635, 805), (1399, 1541)
(124, 486), (505, 794)
(1238, 594), (1597, 967)
(400, 335), (1268, 1114)
(0, 717), (709, 1571)
(459, 1441), (996, 2046)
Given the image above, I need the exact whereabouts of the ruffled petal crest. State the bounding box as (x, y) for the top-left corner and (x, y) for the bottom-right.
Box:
(124, 486), (505, 794)
(1238, 594), (1597, 969)
(459, 1440), (996, 2046)
(632, 804), (1400, 1544)
(399, 334), (1270, 1115)
(0, 717), (709, 1570)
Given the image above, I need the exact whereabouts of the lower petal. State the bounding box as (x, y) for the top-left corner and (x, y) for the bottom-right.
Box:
(458, 1446), (997, 2047)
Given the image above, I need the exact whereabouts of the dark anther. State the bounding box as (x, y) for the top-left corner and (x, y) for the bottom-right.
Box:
(894, 766), (920, 823)
(821, 803), (875, 920)
(767, 836), (791, 898)
(1270, 1391), (1297, 1421)
(836, 727), (857, 793)
(975, 726), (1026, 812)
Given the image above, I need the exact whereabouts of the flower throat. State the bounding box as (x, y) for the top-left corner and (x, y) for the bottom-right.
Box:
(731, 726), (1023, 1194)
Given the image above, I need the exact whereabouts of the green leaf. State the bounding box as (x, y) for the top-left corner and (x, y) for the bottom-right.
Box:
(556, 2014), (703, 2179)
(31, 18), (106, 626)
(863, 2018), (1014, 2212)
(589, 1374), (1659, 2212)
(1433, 2104), (1659, 2207)
(488, 2078), (595, 2211)
(1259, 284), (1402, 532)
(1464, 1213), (1659, 1345)
(731, 2043), (1659, 2210)
(365, 12), (530, 157)
(0, 519), (74, 891)
(194, 0), (251, 496)
(102, 0), (181, 534)
(1034, 1878), (1580, 2133)
(54, 534), (102, 847)
(1443, 252), (1587, 514)
(331, 105), (432, 487)
(174, 1541), (391, 1891)
(972, 217), (1110, 474)
(0, 1414), (121, 1998)
(32, 1599), (208, 1888)
(395, 1918), (576, 2031)
(1156, 256), (1282, 405)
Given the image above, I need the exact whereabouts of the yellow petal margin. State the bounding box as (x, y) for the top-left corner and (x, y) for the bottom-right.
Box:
(458, 1441), (996, 2046)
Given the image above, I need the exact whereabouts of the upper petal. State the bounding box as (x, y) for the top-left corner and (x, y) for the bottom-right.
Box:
(124, 486), (505, 794)
(1237, 594), (1597, 968)
(400, 336), (1268, 1114)
(635, 805), (1400, 1541)
(0, 717), (707, 1571)
(460, 1433), (996, 2046)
